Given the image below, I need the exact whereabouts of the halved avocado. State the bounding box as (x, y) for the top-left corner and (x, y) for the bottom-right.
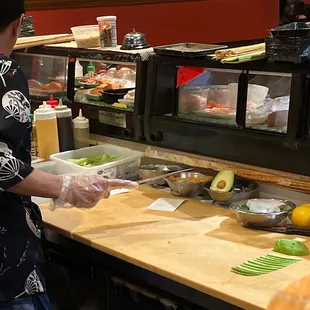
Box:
(210, 170), (234, 193)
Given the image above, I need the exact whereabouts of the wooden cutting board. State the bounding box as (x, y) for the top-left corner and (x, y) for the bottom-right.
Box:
(267, 275), (310, 310)
(40, 186), (310, 310)
(14, 34), (74, 50)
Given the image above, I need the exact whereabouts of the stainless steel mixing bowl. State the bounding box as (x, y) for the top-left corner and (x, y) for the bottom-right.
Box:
(138, 164), (182, 185)
(206, 180), (259, 205)
(230, 199), (296, 227)
(166, 172), (213, 197)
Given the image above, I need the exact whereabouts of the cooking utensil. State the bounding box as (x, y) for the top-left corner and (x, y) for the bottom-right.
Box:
(230, 199), (296, 228)
(137, 168), (193, 185)
(166, 172), (213, 197)
(249, 225), (310, 237)
(138, 165), (183, 186)
(206, 180), (259, 205)
(121, 28), (150, 50)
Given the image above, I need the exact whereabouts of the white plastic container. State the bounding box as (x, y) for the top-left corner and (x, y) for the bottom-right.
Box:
(50, 144), (143, 179)
(97, 16), (117, 47)
(33, 161), (57, 174)
(228, 83), (269, 108)
(71, 25), (100, 48)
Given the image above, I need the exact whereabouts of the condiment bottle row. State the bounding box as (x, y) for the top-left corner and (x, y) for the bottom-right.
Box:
(32, 99), (89, 161)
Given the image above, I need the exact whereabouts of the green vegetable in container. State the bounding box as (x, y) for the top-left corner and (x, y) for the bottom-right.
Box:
(274, 239), (309, 257)
(67, 154), (120, 167)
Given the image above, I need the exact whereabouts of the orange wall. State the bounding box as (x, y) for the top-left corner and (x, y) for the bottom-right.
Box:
(27, 0), (279, 46)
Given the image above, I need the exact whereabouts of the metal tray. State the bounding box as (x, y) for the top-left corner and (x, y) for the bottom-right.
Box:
(29, 88), (66, 99)
(154, 43), (228, 58)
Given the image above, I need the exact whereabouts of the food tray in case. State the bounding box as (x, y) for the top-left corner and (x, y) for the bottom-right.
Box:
(154, 43), (227, 58)
(50, 144), (143, 179)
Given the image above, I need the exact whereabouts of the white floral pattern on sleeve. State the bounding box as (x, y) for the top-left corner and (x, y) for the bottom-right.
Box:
(0, 152), (24, 182)
(0, 60), (12, 87)
(2, 90), (30, 124)
(15, 268), (45, 299)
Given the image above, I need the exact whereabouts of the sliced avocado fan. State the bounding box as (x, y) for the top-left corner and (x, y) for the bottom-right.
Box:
(231, 254), (301, 276)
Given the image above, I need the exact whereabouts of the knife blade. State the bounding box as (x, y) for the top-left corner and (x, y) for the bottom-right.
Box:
(137, 168), (193, 185)
(249, 225), (310, 237)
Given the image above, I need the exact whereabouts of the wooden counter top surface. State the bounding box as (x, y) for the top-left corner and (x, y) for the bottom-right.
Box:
(40, 186), (310, 310)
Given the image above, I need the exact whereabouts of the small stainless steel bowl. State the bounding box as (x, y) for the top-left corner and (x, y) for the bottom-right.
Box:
(138, 165), (182, 185)
(121, 28), (150, 50)
(166, 172), (213, 197)
(206, 180), (259, 205)
(230, 199), (296, 228)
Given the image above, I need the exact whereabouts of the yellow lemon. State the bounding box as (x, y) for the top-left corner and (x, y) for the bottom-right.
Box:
(292, 204), (310, 229)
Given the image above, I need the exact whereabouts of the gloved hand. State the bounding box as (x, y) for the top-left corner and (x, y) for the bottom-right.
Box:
(51, 175), (138, 210)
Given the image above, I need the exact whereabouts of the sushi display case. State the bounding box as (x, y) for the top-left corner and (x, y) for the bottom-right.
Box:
(144, 54), (310, 176)
(14, 52), (69, 102)
(13, 45), (152, 141)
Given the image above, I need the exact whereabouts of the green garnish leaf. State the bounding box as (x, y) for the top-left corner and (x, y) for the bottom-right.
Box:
(237, 203), (250, 212)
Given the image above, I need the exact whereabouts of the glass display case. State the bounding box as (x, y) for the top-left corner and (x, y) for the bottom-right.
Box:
(144, 54), (310, 176)
(177, 68), (241, 127)
(14, 52), (68, 101)
(173, 68), (292, 133)
(245, 71), (292, 134)
(14, 45), (152, 141)
(74, 59), (136, 113)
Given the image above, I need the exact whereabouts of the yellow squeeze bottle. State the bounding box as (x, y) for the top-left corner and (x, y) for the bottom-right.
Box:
(34, 101), (59, 161)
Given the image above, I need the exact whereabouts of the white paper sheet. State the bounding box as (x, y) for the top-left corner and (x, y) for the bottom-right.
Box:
(147, 198), (186, 212)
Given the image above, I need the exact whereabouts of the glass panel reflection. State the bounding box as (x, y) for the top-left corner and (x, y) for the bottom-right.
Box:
(177, 67), (241, 126)
(246, 72), (292, 134)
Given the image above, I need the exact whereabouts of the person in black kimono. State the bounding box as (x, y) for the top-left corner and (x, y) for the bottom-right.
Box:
(0, 1), (137, 309)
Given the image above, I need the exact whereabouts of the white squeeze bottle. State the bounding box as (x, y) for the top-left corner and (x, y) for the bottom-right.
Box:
(73, 109), (89, 149)
(34, 102), (59, 161)
(75, 60), (83, 78)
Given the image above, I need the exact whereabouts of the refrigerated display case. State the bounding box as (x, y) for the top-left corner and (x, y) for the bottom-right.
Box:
(144, 54), (310, 176)
(14, 52), (68, 102)
(14, 45), (152, 141)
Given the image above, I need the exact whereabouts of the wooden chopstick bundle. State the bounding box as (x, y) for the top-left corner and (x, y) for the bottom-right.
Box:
(214, 43), (266, 60)
(14, 34), (74, 50)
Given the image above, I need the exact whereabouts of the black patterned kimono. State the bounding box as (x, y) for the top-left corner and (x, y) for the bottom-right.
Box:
(0, 56), (46, 301)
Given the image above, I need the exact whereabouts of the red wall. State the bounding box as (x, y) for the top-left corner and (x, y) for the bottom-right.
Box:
(27, 0), (279, 46)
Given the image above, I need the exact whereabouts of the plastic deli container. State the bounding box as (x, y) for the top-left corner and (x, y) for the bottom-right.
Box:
(96, 16), (117, 48)
(50, 144), (143, 179)
(71, 25), (100, 49)
(33, 161), (57, 175)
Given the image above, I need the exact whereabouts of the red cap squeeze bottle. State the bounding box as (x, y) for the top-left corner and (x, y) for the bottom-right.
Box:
(46, 95), (59, 108)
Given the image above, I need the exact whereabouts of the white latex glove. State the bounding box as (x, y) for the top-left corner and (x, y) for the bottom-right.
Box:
(51, 175), (138, 210)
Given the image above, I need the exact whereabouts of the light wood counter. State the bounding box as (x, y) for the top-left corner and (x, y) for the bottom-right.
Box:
(40, 186), (310, 310)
